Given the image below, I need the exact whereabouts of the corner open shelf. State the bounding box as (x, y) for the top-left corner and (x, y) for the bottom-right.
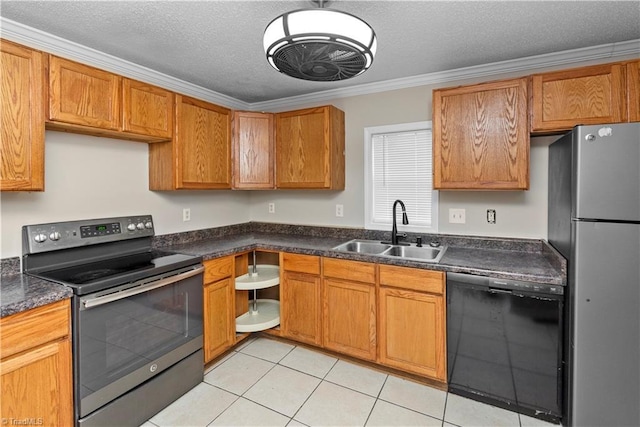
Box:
(235, 264), (280, 333)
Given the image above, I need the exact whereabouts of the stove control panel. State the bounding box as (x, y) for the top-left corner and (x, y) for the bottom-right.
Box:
(22, 215), (155, 255)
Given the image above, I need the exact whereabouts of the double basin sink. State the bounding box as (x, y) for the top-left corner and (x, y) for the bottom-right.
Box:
(332, 239), (447, 263)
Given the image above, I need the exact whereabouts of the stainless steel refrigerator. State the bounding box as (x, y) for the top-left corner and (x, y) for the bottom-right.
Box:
(548, 122), (640, 427)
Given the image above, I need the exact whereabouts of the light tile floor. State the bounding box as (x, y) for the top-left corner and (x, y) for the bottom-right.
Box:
(141, 337), (559, 427)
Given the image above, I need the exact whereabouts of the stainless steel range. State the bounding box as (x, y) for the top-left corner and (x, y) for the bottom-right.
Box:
(22, 215), (204, 427)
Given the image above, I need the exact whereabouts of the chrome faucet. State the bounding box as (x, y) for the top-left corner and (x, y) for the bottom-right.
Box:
(391, 199), (409, 245)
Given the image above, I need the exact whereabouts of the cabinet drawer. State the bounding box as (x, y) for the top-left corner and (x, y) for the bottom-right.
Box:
(282, 253), (320, 275)
(379, 265), (444, 295)
(0, 299), (70, 360)
(204, 256), (233, 283)
(323, 258), (375, 284)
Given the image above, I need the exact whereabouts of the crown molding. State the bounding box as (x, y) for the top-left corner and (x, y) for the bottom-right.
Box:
(0, 18), (251, 110)
(252, 38), (640, 111)
(2, 17), (638, 113)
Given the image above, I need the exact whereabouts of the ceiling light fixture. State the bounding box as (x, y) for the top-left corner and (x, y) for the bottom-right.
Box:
(263, 0), (377, 81)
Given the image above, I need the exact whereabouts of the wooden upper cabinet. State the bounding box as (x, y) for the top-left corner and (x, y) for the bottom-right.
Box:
(47, 55), (121, 130)
(627, 60), (640, 123)
(122, 78), (173, 138)
(232, 111), (275, 189)
(433, 77), (530, 190)
(46, 56), (172, 142)
(275, 105), (345, 189)
(1, 40), (45, 191)
(149, 95), (231, 190)
(530, 63), (626, 133)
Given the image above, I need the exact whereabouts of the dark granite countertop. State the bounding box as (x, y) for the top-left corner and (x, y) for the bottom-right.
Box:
(159, 230), (566, 286)
(1, 222), (566, 318)
(0, 273), (73, 318)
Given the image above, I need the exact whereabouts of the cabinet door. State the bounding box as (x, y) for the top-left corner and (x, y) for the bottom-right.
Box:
(627, 60), (640, 123)
(378, 287), (446, 381)
(48, 56), (120, 129)
(233, 111), (274, 189)
(531, 63), (626, 132)
(280, 270), (322, 346)
(323, 278), (376, 361)
(1, 40), (44, 191)
(175, 95), (231, 189)
(276, 106), (344, 189)
(203, 277), (235, 363)
(122, 78), (173, 138)
(433, 77), (529, 190)
(1, 339), (73, 427)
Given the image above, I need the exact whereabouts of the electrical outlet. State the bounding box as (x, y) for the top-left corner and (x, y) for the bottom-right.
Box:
(268, 203), (275, 214)
(487, 209), (496, 224)
(335, 204), (344, 217)
(182, 208), (191, 222)
(449, 208), (466, 224)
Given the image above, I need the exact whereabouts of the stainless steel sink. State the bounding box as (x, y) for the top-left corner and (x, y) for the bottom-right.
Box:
(332, 240), (391, 255)
(381, 245), (446, 263)
(332, 239), (447, 263)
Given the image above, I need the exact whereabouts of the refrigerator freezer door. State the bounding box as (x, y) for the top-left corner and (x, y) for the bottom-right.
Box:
(571, 221), (640, 426)
(573, 123), (640, 222)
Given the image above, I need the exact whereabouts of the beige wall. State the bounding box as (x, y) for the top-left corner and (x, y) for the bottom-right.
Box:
(3, 56), (634, 258)
(249, 84), (557, 240)
(0, 131), (251, 258)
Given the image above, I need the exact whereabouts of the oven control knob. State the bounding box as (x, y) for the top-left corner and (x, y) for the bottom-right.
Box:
(136, 223), (145, 230)
(127, 224), (136, 231)
(34, 233), (48, 243)
(144, 221), (153, 229)
(49, 231), (61, 241)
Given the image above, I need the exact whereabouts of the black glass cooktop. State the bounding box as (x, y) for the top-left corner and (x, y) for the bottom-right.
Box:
(34, 250), (201, 295)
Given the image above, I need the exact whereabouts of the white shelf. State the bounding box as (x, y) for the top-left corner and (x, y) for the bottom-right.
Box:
(236, 299), (280, 333)
(235, 265), (280, 290)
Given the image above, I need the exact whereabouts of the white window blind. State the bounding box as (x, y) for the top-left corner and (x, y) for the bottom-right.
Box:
(364, 122), (437, 232)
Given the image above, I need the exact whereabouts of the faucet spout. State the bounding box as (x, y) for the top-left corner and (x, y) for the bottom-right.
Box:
(391, 199), (409, 245)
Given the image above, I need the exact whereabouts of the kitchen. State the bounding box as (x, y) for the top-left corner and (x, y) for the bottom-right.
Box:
(1, 2), (639, 427)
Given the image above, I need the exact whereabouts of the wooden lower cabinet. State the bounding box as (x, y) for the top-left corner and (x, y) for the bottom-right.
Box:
(323, 278), (376, 361)
(280, 253), (322, 346)
(203, 257), (235, 363)
(322, 258), (376, 361)
(378, 266), (446, 382)
(0, 299), (73, 426)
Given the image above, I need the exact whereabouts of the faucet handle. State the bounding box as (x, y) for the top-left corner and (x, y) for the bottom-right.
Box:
(416, 237), (423, 247)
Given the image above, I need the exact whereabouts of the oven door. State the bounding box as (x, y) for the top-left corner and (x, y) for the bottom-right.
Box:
(75, 265), (204, 419)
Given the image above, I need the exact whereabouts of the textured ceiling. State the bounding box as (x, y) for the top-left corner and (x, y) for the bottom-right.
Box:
(2, 1), (639, 103)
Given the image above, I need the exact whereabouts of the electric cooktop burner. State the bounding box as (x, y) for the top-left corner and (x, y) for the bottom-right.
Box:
(42, 251), (159, 284)
(33, 250), (201, 295)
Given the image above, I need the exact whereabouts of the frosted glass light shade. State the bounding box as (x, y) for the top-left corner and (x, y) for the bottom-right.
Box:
(263, 8), (377, 81)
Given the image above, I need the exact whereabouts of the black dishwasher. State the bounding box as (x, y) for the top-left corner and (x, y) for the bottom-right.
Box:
(447, 272), (564, 423)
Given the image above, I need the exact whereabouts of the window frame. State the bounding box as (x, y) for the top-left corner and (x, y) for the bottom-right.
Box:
(363, 121), (438, 233)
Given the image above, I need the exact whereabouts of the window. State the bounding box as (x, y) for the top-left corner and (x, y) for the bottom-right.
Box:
(364, 121), (438, 233)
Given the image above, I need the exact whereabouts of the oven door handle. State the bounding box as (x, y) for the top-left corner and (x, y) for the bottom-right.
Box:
(82, 266), (204, 309)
